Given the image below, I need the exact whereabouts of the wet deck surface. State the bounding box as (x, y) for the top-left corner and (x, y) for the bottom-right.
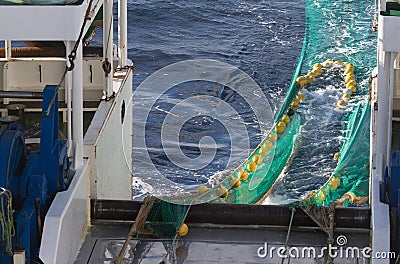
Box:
(75, 221), (370, 264)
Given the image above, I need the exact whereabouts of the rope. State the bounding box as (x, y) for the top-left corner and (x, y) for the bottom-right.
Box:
(281, 208), (296, 264)
(113, 196), (157, 264)
(0, 188), (15, 256)
(326, 205), (335, 264)
(299, 204), (335, 263)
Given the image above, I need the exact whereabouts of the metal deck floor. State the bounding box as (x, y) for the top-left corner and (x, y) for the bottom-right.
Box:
(75, 221), (370, 264)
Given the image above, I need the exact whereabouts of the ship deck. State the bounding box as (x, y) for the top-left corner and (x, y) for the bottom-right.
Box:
(74, 200), (371, 263)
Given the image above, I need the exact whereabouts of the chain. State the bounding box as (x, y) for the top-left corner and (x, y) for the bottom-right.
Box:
(372, 0), (378, 31)
(45, 0), (94, 116)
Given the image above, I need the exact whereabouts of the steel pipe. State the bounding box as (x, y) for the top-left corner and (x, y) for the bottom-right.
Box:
(0, 91), (43, 99)
(91, 199), (371, 229)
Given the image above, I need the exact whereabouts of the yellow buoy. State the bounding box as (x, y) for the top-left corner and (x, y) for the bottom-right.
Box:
(291, 105), (299, 111)
(345, 75), (354, 84)
(345, 68), (353, 75)
(218, 186), (228, 198)
(296, 93), (305, 101)
(342, 93), (351, 100)
(319, 191), (326, 203)
(334, 152), (340, 161)
(247, 161), (257, 172)
(252, 154), (263, 164)
(313, 68), (324, 75)
(275, 121), (286, 134)
(307, 70), (320, 77)
(230, 176), (241, 188)
(346, 64), (354, 70)
(337, 100), (346, 107)
(313, 63), (322, 70)
(346, 79), (356, 87)
(282, 114), (291, 124)
(262, 140), (273, 150)
(296, 76), (306, 87)
(269, 133), (278, 142)
(297, 76), (307, 87)
(260, 147), (269, 156)
(197, 185), (209, 195)
(329, 177), (341, 190)
(346, 84), (357, 93)
(306, 75), (316, 83)
(178, 223), (189, 236)
(322, 59), (334, 67)
(238, 168), (249, 181)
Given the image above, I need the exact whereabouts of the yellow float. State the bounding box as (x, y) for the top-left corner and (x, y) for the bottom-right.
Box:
(218, 186), (228, 198)
(345, 75), (354, 83)
(313, 63), (322, 70)
(329, 177), (341, 190)
(262, 140), (273, 150)
(305, 75), (316, 83)
(296, 76), (307, 87)
(275, 121), (286, 134)
(281, 114), (291, 124)
(346, 84), (357, 93)
(238, 168), (249, 181)
(337, 100), (346, 107)
(197, 185), (209, 195)
(252, 154), (263, 164)
(346, 79), (356, 87)
(342, 93), (351, 100)
(334, 152), (340, 161)
(269, 133), (278, 142)
(247, 161), (257, 172)
(260, 147), (269, 156)
(296, 93), (305, 101)
(345, 67), (354, 75)
(178, 223), (189, 236)
(230, 176), (241, 188)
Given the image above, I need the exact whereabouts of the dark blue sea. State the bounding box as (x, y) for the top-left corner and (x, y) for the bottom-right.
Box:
(128, 0), (305, 199)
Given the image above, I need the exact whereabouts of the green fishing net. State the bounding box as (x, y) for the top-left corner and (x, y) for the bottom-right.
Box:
(302, 102), (370, 207)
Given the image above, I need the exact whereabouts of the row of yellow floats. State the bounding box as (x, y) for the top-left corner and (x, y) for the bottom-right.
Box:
(178, 61), (310, 237)
(178, 60), (357, 235)
(304, 60), (358, 204)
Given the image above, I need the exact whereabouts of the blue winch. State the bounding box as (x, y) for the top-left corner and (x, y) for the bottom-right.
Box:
(0, 85), (70, 263)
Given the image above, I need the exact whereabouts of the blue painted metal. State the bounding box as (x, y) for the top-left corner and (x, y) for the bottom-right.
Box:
(380, 150), (400, 253)
(0, 85), (70, 263)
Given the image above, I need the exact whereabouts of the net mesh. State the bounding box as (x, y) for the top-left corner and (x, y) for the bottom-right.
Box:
(140, 0), (373, 237)
(301, 102), (370, 207)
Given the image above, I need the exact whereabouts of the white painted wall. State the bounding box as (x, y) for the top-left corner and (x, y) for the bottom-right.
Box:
(0, 0), (102, 41)
(1, 59), (104, 104)
(84, 68), (132, 200)
(39, 159), (90, 264)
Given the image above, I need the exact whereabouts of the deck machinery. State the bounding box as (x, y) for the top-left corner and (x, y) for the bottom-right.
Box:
(0, 85), (69, 263)
(0, 0), (133, 262)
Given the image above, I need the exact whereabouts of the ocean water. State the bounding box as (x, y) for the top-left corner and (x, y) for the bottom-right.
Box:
(129, 0), (305, 198)
(127, 0), (376, 202)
